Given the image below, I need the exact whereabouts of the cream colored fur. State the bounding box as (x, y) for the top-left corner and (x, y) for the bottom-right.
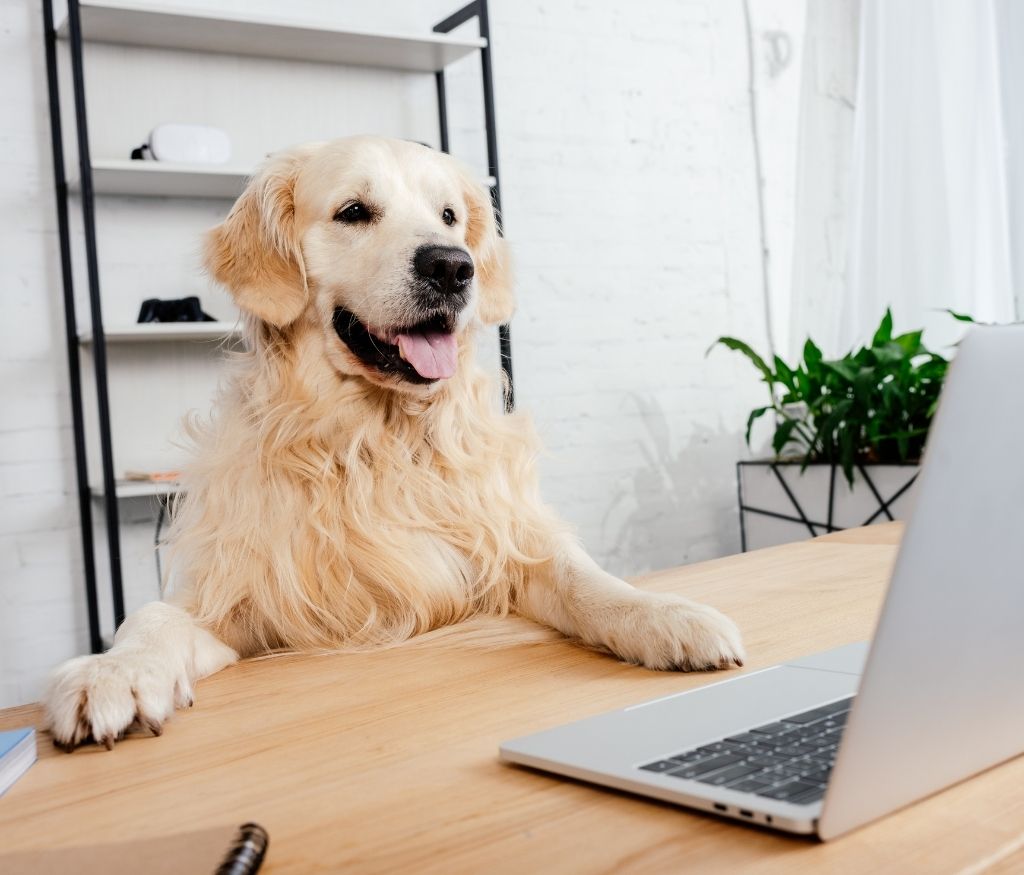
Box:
(44, 136), (743, 750)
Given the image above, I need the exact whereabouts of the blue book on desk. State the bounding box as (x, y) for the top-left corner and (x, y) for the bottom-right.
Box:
(0, 729), (36, 798)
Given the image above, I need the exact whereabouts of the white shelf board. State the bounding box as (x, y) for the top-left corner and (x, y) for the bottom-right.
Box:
(70, 159), (251, 198)
(79, 322), (243, 344)
(90, 480), (182, 499)
(73, 161), (495, 198)
(56, 0), (486, 71)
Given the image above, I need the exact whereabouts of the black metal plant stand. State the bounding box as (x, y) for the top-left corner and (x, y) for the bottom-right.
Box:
(41, 0), (511, 652)
(736, 460), (920, 552)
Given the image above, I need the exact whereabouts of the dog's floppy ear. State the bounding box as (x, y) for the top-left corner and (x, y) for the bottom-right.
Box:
(205, 147), (312, 327)
(462, 176), (514, 326)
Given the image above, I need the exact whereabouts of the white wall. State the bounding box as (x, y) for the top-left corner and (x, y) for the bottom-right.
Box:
(0, 0), (802, 706)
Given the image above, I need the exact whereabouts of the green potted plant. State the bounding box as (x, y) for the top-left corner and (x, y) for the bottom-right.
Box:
(711, 310), (951, 550)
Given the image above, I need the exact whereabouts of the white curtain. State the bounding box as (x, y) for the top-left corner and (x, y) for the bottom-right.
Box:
(787, 0), (860, 360)
(843, 0), (1020, 352)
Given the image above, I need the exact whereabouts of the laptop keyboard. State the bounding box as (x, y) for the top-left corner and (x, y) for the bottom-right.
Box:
(638, 696), (854, 806)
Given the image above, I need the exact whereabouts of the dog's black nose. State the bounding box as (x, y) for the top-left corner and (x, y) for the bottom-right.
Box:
(413, 245), (474, 296)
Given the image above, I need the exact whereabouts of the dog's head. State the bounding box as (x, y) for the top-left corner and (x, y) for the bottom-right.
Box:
(205, 136), (513, 391)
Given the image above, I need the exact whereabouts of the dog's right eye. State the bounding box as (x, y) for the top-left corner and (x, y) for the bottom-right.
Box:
(334, 202), (371, 224)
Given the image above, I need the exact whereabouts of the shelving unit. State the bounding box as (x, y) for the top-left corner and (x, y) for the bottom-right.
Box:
(42, 0), (511, 652)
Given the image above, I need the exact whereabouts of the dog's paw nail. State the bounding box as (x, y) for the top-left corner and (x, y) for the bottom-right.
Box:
(101, 734), (115, 751)
(53, 738), (75, 753)
(734, 658), (744, 668)
(144, 719), (163, 737)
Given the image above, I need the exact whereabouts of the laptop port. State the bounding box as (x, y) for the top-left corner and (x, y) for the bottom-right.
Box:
(739, 809), (754, 818)
(765, 815), (773, 824)
(713, 803), (728, 812)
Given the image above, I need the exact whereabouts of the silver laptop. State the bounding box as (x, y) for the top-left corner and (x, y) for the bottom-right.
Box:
(501, 325), (1024, 839)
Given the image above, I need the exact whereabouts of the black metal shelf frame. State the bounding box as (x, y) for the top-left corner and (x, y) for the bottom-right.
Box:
(434, 1), (514, 411)
(41, 0), (510, 652)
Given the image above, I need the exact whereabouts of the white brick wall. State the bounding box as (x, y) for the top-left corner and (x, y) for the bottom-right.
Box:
(0, 0), (799, 706)
(490, 0), (788, 573)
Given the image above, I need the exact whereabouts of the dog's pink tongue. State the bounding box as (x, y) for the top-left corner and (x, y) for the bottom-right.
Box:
(396, 330), (458, 380)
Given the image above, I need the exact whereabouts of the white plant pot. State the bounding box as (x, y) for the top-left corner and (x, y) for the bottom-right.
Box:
(737, 461), (920, 551)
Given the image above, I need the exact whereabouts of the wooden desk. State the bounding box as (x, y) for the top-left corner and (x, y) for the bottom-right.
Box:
(2, 523), (1023, 873)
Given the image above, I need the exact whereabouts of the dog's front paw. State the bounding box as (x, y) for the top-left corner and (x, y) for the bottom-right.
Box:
(607, 593), (745, 672)
(44, 651), (191, 752)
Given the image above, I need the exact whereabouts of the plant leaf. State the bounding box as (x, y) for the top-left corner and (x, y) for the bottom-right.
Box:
(772, 418), (799, 456)
(773, 355), (796, 391)
(873, 341), (906, 364)
(872, 308), (894, 346)
(744, 406), (770, 445)
(893, 330), (924, 357)
(708, 337), (773, 384)
(803, 337), (823, 370)
(822, 358), (859, 383)
(944, 309), (976, 323)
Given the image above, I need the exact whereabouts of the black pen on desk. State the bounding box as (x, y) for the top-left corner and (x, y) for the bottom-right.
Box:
(215, 822), (269, 875)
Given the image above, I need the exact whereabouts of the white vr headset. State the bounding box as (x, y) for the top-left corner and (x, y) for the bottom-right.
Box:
(131, 123), (232, 164)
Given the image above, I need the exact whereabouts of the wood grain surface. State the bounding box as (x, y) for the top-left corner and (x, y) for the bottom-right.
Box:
(2, 522), (1023, 873)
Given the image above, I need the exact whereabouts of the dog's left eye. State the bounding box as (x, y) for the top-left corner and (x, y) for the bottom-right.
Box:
(442, 208), (456, 226)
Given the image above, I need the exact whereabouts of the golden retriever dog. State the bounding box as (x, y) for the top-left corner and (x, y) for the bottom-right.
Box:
(45, 136), (744, 750)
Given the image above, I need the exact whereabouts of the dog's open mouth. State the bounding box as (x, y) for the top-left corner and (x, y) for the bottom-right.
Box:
(332, 308), (459, 384)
